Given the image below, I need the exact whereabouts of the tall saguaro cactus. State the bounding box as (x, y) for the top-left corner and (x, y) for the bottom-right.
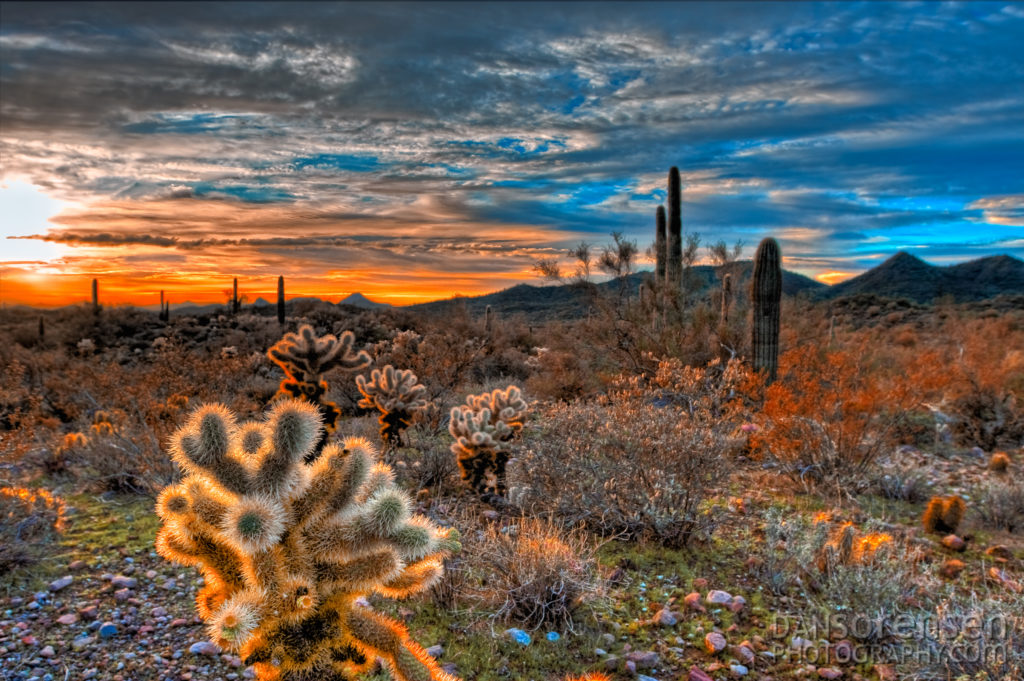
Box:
(666, 167), (682, 289)
(277, 276), (286, 325)
(751, 237), (782, 382)
(655, 205), (667, 285)
(721, 273), (733, 324)
(91, 278), (99, 313)
(233, 278), (240, 315)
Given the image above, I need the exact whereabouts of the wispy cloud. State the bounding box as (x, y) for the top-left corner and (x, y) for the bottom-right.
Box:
(1, 1), (1022, 303)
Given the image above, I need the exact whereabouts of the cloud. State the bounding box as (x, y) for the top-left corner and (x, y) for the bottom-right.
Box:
(1, 1), (1022, 305)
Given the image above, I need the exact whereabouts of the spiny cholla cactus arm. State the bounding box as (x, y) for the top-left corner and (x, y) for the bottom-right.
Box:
(155, 400), (460, 681)
(268, 325), (371, 459)
(449, 386), (527, 499)
(356, 366), (428, 447)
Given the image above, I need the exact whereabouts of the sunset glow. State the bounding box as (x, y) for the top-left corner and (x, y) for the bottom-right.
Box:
(2, 2), (1022, 307)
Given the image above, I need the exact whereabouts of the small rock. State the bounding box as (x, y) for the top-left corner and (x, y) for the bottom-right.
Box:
(151, 606), (168, 618)
(706, 590), (733, 605)
(546, 631), (560, 641)
(684, 592), (707, 612)
(693, 578), (709, 590)
(653, 608), (678, 626)
(99, 622), (118, 638)
(689, 667), (714, 681)
(114, 588), (131, 602)
(425, 645), (443, 658)
(78, 605), (98, 620)
(189, 641), (221, 656)
(505, 628), (531, 645)
(48, 576), (73, 592)
(730, 664), (749, 676)
(39, 645), (55, 658)
(818, 668), (843, 679)
(595, 648), (607, 656)
(638, 676), (658, 681)
(626, 660), (637, 674)
(68, 560), (87, 571)
(170, 617), (188, 627)
(111, 575), (137, 589)
(729, 595), (747, 613)
(626, 650), (660, 668)
(71, 636), (95, 651)
(941, 535), (966, 552)
(939, 559), (966, 579)
(56, 613), (78, 625)
(705, 632), (727, 654)
(985, 545), (1013, 562)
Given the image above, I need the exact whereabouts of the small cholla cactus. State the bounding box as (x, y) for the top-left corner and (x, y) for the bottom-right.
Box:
(449, 386), (527, 499)
(989, 451), (1011, 472)
(221, 346), (239, 360)
(77, 338), (96, 355)
(816, 522), (893, 573)
(90, 409), (124, 437)
(356, 366), (427, 447)
(267, 325), (370, 458)
(155, 400), (461, 681)
(923, 495), (966, 534)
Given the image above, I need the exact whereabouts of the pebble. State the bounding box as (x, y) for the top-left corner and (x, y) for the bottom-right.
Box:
(689, 667), (714, 681)
(189, 641), (222, 656)
(705, 632), (727, 654)
(504, 628), (531, 645)
(111, 575), (138, 589)
(56, 613), (78, 625)
(730, 664), (749, 676)
(71, 636), (95, 651)
(99, 622), (118, 638)
(152, 606), (168, 618)
(653, 608), (678, 626)
(39, 645), (55, 658)
(626, 650), (660, 668)
(706, 590), (733, 605)
(425, 644), (443, 658)
(684, 592), (707, 612)
(638, 676), (659, 681)
(818, 668), (843, 679)
(49, 576), (73, 592)
(68, 560), (87, 571)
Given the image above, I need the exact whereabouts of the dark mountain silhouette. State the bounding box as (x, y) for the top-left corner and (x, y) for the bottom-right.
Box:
(821, 252), (1024, 303)
(339, 292), (392, 309)
(407, 263), (824, 322)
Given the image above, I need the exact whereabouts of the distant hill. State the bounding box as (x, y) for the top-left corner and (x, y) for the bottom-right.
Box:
(407, 262), (825, 322)
(340, 292), (392, 310)
(821, 252), (1024, 303)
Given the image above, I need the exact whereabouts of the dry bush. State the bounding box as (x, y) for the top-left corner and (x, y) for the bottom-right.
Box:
(758, 508), (936, 643)
(475, 515), (601, 631)
(973, 479), (1024, 533)
(948, 385), (1024, 451)
(510, 369), (736, 547)
(906, 593), (1024, 681)
(0, 486), (66, 574)
(872, 469), (934, 504)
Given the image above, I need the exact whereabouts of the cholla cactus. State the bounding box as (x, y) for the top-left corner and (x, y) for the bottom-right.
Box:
(449, 386), (527, 499)
(268, 325), (371, 458)
(155, 400), (461, 681)
(356, 366), (427, 447)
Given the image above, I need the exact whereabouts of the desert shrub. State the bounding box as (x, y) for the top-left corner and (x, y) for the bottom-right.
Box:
(510, 367), (736, 547)
(989, 451), (1011, 472)
(906, 593), (1024, 681)
(973, 480), (1024, 533)
(77, 422), (177, 495)
(475, 516), (601, 631)
(872, 469), (934, 504)
(949, 385), (1024, 451)
(0, 486), (66, 573)
(758, 508), (936, 643)
(751, 343), (939, 494)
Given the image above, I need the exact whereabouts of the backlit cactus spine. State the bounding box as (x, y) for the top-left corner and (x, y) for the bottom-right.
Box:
(268, 325), (371, 458)
(154, 401), (461, 681)
(751, 237), (781, 382)
(356, 366), (427, 447)
(449, 386), (527, 500)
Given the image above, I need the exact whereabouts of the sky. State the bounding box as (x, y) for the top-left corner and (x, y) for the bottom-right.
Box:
(1, 1), (1022, 307)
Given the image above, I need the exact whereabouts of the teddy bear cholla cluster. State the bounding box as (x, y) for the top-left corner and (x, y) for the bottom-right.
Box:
(356, 366), (428, 445)
(448, 386), (527, 498)
(155, 399), (460, 681)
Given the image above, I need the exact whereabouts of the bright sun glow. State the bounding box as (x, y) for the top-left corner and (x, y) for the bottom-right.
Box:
(0, 180), (70, 263)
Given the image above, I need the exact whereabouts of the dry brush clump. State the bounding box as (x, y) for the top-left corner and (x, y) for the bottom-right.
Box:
(155, 400), (461, 681)
(973, 479), (1024, 534)
(0, 486), (67, 574)
(510, 383), (734, 548)
(474, 516), (602, 632)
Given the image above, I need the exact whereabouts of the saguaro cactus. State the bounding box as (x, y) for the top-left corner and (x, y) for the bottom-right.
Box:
(233, 278), (240, 315)
(665, 167), (682, 289)
(91, 278), (99, 313)
(38, 316), (45, 343)
(277, 276), (286, 324)
(655, 205), (666, 285)
(751, 237), (782, 382)
(721, 273), (733, 323)
(484, 305), (493, 335)
(155, 401), (460, 681)
(268, 325), (371, 457)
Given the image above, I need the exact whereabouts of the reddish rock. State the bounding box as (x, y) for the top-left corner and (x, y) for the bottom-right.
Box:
(985, 545), (1012, 562)
(689, 667), (714, 681)
(819, 668), (843, 679)
(939, 559), (966, 579)
(941, 535), (966, 552)
(684, 592), (707, 613)
(56, 613), (78, 625)
(693, 578), (709, 590)
(705, 632), (727, 654)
